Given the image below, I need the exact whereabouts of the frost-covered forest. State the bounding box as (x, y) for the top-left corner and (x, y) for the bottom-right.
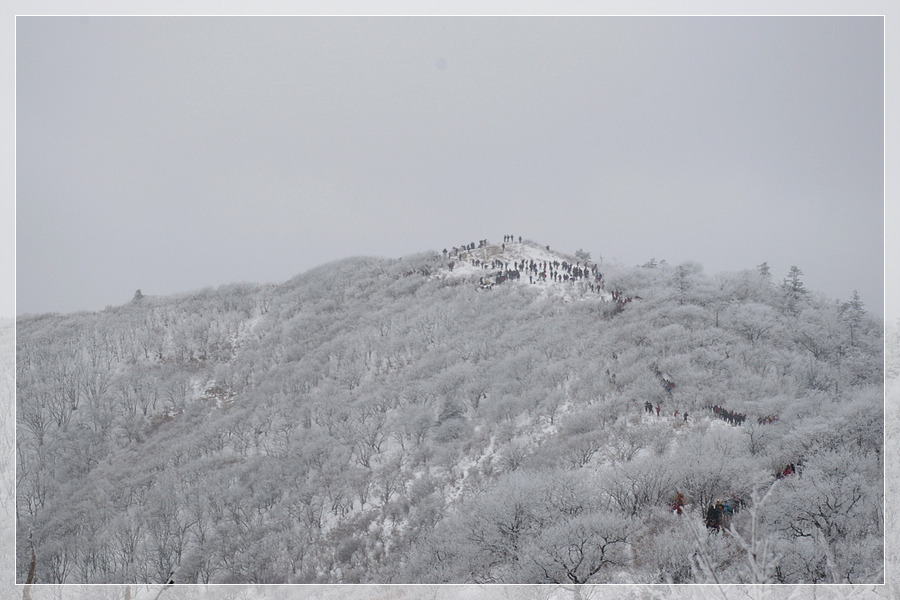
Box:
(14, 239), (886, 590)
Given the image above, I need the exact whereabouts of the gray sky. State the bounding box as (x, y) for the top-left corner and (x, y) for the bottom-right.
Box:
(14, 14), (888, 320)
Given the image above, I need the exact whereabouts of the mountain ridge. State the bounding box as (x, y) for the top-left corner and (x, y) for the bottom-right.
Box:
(15, 237), (884, 585)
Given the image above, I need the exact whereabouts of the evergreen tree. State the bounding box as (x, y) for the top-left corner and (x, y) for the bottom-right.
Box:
(781, 266), (807, 314)
(840, 290), (866, 347)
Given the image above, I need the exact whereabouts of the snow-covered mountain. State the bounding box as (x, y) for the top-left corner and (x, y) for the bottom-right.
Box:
(14, 238), (884, 587)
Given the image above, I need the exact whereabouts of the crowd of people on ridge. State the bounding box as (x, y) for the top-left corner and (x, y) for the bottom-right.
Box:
(707, 404), (747, 426)
(643, 400), (690, 423)
(442, 236), (616, 296)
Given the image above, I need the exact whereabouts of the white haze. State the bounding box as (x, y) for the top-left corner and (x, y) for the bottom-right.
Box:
(14, 16), (885, 322)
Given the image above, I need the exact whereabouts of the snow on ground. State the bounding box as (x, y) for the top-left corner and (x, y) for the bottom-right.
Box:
(432, 238), (614, 304)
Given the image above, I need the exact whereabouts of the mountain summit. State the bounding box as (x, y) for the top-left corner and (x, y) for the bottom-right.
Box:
(15, 238), (884, 585)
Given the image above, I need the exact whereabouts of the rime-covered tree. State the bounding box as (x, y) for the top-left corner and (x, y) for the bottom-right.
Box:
(841, 290), (867, 347)
(13, 245), (883, 585)
(781, 265), (808, 314)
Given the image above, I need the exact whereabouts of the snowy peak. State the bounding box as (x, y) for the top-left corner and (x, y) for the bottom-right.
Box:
(436, 237), (613, 302)
(445, 237), (577, 266)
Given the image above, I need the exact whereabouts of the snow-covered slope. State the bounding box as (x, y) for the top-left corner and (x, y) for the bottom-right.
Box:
(13, 238), (885, 587)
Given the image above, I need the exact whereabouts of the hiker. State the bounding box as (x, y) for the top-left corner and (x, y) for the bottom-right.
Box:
(705, 505), (721, 533)
(683, 412), (689, 423)
(672, 492), (685, 515)
(655, 405), (661, 417)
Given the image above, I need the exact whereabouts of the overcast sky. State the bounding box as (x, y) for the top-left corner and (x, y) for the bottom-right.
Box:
(14, 15), (887, 320)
